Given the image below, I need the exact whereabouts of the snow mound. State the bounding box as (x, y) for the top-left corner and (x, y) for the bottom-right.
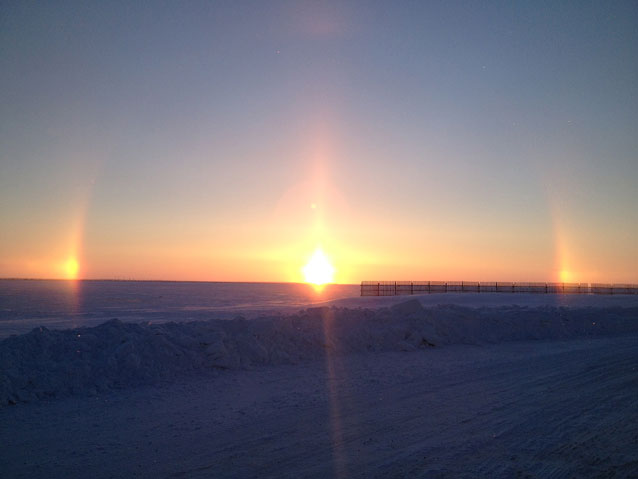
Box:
(1, 302), (637, 406)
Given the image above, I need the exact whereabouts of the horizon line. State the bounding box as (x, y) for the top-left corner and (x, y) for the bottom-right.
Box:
(0, 277), (359, 286)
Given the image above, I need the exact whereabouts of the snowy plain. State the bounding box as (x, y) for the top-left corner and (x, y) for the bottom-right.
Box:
(1, 287), (637, 478)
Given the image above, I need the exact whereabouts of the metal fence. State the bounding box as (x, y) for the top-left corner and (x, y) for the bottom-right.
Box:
(360, 281), (638, 296)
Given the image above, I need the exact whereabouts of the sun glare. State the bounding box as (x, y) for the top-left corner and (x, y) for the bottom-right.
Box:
(303, 248), (335, 286)
(559, 269), (573, 283)
(64, 258), (79, 279)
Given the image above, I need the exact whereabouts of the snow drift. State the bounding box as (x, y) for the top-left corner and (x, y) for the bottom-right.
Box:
(1, 300), (637, 406)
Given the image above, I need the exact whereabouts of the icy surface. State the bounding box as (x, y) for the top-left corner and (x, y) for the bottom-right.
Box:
(1, 335), (637, 478)
(0, 280), (361, 337)
(2, 279), (637, 338)
(1, 297), (637, 478)
(1, 300), (637, 406)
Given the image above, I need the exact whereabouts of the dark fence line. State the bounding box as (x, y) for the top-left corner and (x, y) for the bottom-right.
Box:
(361, 281), (638, 296)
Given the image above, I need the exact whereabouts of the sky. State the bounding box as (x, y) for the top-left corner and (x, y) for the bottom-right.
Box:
(1, 0), (636, 284)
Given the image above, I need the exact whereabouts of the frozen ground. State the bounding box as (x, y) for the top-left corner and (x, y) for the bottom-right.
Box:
(1, 336), (637, 478)
(2, 279), (636, 338)
(334, 291), (638, 310)
(1, 297), (637, 477)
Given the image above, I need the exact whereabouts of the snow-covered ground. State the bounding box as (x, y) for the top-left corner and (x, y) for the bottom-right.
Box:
(334, 291), (638, 310)
(1, 296), (637, 477)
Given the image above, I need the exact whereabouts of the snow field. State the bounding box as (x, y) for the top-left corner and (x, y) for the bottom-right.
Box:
(1, 336), (636, 478)
(1, 299), (637, 406)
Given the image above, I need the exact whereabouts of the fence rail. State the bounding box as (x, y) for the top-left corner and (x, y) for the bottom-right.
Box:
(361, 281), (638, 296)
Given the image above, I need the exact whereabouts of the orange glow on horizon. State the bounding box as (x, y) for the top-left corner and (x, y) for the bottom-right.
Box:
(2, 109), (635, 286)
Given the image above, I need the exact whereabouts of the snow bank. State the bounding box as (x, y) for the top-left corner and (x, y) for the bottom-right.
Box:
(1, 300), (637, 406)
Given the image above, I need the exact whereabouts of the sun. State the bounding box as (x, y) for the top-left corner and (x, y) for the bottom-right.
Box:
(303, 248), (335, 286)
(559, 269), (573, 283)
(64, 258), (79, 279)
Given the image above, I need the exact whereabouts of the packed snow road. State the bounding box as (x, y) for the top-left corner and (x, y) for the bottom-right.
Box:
(1, 334), (636, 478)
